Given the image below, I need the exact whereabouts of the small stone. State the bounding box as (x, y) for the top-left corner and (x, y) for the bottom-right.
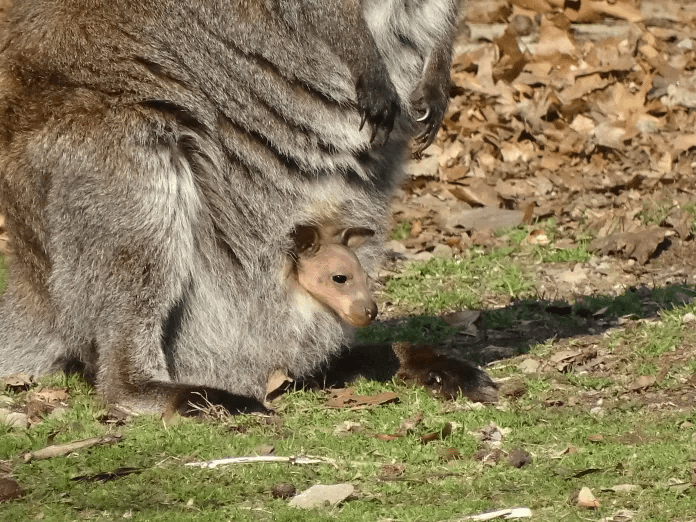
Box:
(519, 358), (540, 374)
(409, 251), (433, 262)
(0, 475), (24, 502)
(432, 244), (453, 259)
(678, 38), (694, 50)
(271, 483), (296, 499)
(289, 483), (354, 509)
(500, 378), (527, 399)
(385, 240), (407, 255)
(3, 412), (29, 429)
(575, 486), (600, 509)
(508, 448), (532, 468)
(683, 312), (696, 324)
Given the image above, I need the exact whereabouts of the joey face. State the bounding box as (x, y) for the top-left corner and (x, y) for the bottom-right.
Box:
(296, 243), (377, 327)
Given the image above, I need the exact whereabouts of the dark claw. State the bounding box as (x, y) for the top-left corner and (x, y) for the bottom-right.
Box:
(369, 120), (379, 143)
(415, 126), (430, 143)
(415, 108), (430, 123)
(381, 124), (393, 146)
(359, 112), (367, 132)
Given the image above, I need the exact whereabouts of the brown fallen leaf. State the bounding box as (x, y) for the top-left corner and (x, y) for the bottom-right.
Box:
(324, 389), (399, 409)
(376, 433), (402, 441)
(567, 0), (643, 23)
(524, 229), (549, 246)
(2, 374), (34, 391)
(266, 369), (293, 401)
(449, 179), (500, 208)
(409, 218), (423, 238)
(420, 422), (452, 444)
(33, 388), (69, 403)
(509, 0), (553, 15)
(589, 228), (670, 265)
(499, 378), (527, 399)
(479, 422), (506, 444)
(536, 14), (576, 57)
(26, 387), (70, 421)
(98, 405), (134, 426)
(665, 210), (693, 240)
(519, 358), (540, 374)
(443, 207), (525, 232)
(673, 134), (696, 154)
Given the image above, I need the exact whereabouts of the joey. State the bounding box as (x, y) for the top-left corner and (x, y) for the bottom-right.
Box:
(290, 225), (377, 328)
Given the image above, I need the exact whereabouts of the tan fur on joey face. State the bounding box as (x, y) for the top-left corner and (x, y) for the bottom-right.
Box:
(291, 225), (377, 327)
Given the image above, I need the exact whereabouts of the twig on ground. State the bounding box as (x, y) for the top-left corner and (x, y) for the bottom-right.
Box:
(186, 455), (369, 469)
(23, 434), (123, 462)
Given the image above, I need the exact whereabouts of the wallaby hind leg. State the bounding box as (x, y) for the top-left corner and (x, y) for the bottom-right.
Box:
(37, 107), (266, 415)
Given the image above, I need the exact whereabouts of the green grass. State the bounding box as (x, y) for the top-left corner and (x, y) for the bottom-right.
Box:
(3, 326), (696, 522)
(3, 227), (696, 521)
(389, 220), (412, 241)
(639, 200), (696, 234)
(382, 248), (535, 314)
(357, 315), (460, 345)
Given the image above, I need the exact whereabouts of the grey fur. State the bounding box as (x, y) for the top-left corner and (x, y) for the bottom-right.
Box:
(0, 0), (459, 413)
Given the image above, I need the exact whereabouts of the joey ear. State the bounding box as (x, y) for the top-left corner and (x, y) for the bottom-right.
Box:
(339, 227), (375, 249)
(291, 225), (321, 256)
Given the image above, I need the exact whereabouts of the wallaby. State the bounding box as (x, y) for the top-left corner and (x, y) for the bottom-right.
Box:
(0, 0), (497, 415)
(288, 225), (378, 328)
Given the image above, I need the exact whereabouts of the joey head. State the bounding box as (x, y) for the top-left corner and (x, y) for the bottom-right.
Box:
(290, 225), (377, 328)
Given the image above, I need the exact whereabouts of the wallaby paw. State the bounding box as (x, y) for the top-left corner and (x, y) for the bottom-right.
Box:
(410, 80), (449, 157)
(356, 65), (400, 146)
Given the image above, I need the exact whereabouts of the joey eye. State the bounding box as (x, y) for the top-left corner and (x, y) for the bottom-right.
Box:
(332, 274), (348, 284)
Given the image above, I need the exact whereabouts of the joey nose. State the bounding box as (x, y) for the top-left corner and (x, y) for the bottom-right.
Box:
(366, 302), (378, 322)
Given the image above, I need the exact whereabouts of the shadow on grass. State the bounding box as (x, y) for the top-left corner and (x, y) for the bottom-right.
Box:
(357, 283), (696, 366)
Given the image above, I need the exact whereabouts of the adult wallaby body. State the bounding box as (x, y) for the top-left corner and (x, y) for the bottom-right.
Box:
(0, 0), (496, 414)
